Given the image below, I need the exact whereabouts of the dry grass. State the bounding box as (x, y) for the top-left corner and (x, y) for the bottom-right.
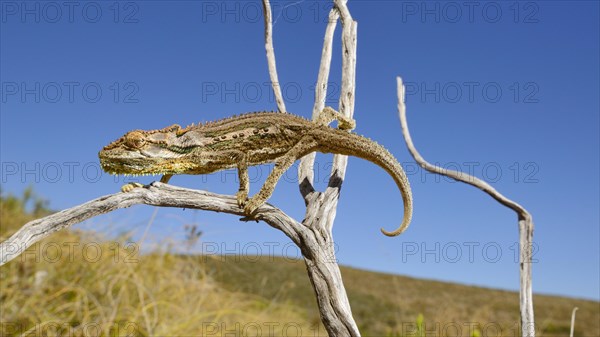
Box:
(0, 191), (322, 336)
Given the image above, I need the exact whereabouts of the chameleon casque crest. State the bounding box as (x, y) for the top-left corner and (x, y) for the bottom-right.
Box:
(99, 107), (413, 236)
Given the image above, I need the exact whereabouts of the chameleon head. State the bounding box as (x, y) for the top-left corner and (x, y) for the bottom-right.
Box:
(98, 124), (202, 176)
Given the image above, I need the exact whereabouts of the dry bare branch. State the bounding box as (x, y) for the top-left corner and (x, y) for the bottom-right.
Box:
(0, 183), (301, 267)
(262, 0), (286, 113)
(296, 0), (361, 334)
(247, 0), (358, 334)
(299, 7), (340, 195)
(396, 76), (535, 337)
(311, 8), (340, 119)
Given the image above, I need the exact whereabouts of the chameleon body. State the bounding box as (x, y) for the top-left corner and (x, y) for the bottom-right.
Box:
(98, 108), (412, 236)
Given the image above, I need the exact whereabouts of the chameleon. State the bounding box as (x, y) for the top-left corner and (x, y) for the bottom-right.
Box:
(98, 107), (412, 236)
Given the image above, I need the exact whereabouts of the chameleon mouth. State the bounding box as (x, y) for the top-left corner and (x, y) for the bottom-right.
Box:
(98, 151), (165, 175)
(100, 164), (177, 177)
(99, 159), (156, 176)
(98, 153), (198, 176)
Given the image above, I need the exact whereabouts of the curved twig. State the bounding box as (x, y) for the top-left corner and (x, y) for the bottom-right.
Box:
(396, 76), (535, 337)
(262, 0), (286, 113)
(570, 307), (578, 337)
(0, 183), (301, 267)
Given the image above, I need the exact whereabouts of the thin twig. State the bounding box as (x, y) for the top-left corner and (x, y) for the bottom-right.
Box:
(396, 76), (535, 337)
(262, 0), (286, 113)
(570, 307), (578, 337)
(333, 0), (355, 116)
(312, 8), (340, 119)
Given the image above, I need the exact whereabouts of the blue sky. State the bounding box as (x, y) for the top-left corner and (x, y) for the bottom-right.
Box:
(1, 1), (598, 301)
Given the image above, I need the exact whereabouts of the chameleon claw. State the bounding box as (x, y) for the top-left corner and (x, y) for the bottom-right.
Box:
(243, 197), (262, 215)
(121, 182), (144, 193)
(239, 195), (261, 222)
(338, 118), (356, 131)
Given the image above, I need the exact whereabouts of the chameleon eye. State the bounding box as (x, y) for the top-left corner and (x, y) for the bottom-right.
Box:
(125, 131), (146, 149)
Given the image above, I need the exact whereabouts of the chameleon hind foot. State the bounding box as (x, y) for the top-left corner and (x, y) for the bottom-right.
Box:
(243, 195), (266, 215)
(238, 195), (261, 222)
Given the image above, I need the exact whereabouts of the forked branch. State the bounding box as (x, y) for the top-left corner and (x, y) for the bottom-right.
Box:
(261, 0), (360, 335)
(397, 77), (535, 337)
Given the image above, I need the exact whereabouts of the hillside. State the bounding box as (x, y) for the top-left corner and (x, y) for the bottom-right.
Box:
(1, 191), (598, 336)
(203, 255), (599, 336)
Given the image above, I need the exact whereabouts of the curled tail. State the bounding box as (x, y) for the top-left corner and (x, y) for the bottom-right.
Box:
(315, 129), (413, 236)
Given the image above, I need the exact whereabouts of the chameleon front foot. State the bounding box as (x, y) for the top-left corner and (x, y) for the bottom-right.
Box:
(236, 190), (248, 208)
(121, 182), (144, 193)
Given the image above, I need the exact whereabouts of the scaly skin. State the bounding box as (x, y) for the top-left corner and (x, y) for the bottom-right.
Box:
(98, 107), (412, 236)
